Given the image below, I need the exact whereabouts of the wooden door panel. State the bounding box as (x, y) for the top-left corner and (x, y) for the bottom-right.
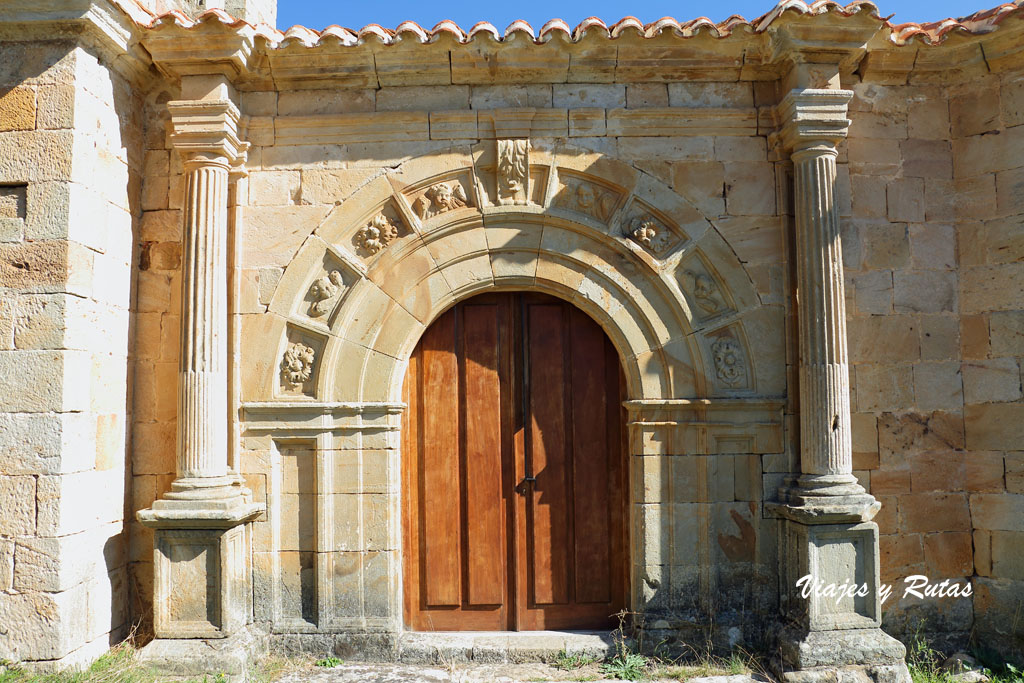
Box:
(462, 304), (505, 607)
(420, 312), (461, 608)
(526, 303), (571, 607)
(570, 308), (612, 605)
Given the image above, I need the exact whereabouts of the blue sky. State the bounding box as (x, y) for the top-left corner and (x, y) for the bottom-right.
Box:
(276, 0), (999, 31)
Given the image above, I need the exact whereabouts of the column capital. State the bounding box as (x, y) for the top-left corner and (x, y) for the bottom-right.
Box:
(168, 99), (249, 169)
(777, 88), (853, 153)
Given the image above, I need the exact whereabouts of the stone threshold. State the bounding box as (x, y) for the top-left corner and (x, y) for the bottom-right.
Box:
(398, 630), (619, 664)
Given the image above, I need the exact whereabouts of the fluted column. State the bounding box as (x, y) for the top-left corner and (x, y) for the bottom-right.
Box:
(779, 89), (876, 514)
(175, 157), (231, 487)
(139, 96), (258, 519)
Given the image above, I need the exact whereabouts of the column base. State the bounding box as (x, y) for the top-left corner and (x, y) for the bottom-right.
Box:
(776, 627), (911, 683)
(768, 477), (880, 524)
(137, 487), (264, 640)
(137, 625), (264, 679)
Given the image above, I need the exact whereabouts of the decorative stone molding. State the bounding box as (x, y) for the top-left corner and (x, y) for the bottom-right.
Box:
(683, 269), (726, 316)
(496, 139), (530, 205)
(354, 213), (400, 254)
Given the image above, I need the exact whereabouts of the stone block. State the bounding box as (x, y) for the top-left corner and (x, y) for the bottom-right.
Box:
(672, 161), (724, 217)
(990, 530), (1024, 581)
(300, 168), (379, 205)
(880, 533), (923, 577)
(900, 139), (951, 179)
(970, 494), (1024, 531)
(724, 162), (776, 216)
(376, 86), (469, 111)
(714, 137), (766, 162)
(886, 178), (925, 223)
(861, 222), (909, 269)
(278, 89), (374, 116)
(241, 91), (277, 116)
(853, 271), (893, 314)
(918, 315), (959, 360)
(895, 271), (957, 314)
(913, 362), (963, 412)
(907, 97), (950, 139)
(878, 411), (964, 464)
(850, 174), (888, 218)
(0, 475), (35, 536)
(626, 83), (668, 108)
(962, 358), (1022, 404)
(469, 85), (552, 109)
(901, 493), (971, 533)
(988, 311), (1023, 356)
(553, 84), (625, 108)
(966, 403), (1024, 451)
(848, 316), (920, 362)
(951, 86), (1001, 138)
(667, 82), (753, 108)
(961, 263), (1024, 313)
(249, 170), (300, 206)
(953, 124), (1024, 178)
(909, 223), (955, 271)
(855, 364), (914, 412)
(0, 86), (36, 132)
(848, 138), (901, 174)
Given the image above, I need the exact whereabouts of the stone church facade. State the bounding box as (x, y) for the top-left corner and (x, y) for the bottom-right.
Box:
(0, 0), (1022, 676)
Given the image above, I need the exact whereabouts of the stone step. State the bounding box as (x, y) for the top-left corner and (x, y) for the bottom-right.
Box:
(397, 630), (621, 664)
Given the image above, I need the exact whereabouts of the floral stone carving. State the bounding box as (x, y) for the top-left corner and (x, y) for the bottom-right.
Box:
(711, 337), (746, 387)
(627, 214), (672, 253)
(281, 342), (316, 388)
(414, 181), (469, 219)
(308, 270), (344, 317)
(497, 139), (529, 205)
(355, 214), (400, 255)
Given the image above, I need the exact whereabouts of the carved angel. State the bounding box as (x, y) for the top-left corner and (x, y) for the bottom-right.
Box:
(711, 338), (745, 387)
(558, 181), (616, 222)
(282, 342), (316, 388)
(684, 270), (723, 314)
(309, 270), (344, 317)
(414, 181), (468, 219)
(355, 214), (399, 255)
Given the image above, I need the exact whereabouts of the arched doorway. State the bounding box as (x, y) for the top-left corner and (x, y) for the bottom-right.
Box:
(401, 292), (628, 631)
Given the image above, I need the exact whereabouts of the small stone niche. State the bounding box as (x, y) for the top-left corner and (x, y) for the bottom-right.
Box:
(0, 184), (27, 242)
(0, 184), (27, 219)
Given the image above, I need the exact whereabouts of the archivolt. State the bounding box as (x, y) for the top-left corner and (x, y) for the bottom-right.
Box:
(251, 142), (774, 404)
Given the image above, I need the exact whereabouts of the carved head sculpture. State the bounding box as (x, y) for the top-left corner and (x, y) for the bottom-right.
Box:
(309, 270), (344, 316)
(424, 182), (467, 212)
(575, 183), (596, 209)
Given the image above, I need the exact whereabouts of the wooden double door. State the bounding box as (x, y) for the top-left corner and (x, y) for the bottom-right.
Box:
(402, 292), (628, 631)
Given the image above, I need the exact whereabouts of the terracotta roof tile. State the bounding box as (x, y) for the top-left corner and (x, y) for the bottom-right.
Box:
(139, 0), (1024, 47)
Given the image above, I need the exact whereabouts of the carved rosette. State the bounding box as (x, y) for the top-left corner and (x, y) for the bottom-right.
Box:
(711, 337), (746, 388)
(627, 214), (669, 251)
(308, 270), (343, 317)
(413, 181), (469, 219)
(281, 342), (316, 388)
(355, 214), (400, 255)
(497, 139), (530, 205)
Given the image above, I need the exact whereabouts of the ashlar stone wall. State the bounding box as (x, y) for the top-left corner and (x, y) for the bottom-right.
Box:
(842, 71), (1024, 659)
(0, 38), (141, 668)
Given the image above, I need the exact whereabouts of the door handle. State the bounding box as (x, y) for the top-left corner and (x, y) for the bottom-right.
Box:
(515, 475), (536, 495)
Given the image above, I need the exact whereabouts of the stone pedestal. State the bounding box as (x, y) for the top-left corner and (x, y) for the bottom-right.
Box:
(770, 88), (910, 683)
